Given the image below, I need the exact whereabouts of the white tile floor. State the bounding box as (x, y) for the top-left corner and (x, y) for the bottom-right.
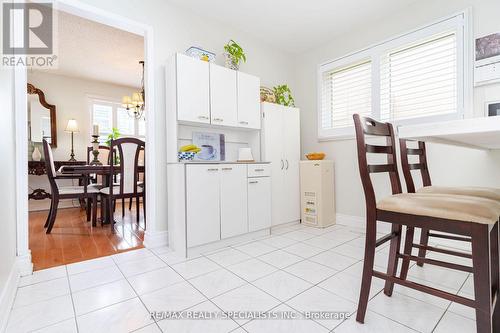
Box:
(6, 223), (476, 333)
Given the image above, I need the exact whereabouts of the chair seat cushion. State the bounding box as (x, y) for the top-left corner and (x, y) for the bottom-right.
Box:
(59, 186), (100, 195)
(417, 186), (500, 202)
(377, 193), (500, 224)
(100, 186), (143, 195)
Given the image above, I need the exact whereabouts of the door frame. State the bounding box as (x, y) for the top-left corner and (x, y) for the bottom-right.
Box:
(14, 0), (159, 275)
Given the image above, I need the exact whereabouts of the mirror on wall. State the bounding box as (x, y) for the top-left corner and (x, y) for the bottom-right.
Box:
(27, 83), (57, 147)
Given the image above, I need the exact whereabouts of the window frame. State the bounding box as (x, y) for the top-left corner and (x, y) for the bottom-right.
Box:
(317, 10), (471, 141)
(88, 95), (146, 142)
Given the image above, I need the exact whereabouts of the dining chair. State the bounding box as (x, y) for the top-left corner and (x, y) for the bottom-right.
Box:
(128, 146), (145, 212)
(100, 138), (145, 231)
(353, 114), (500, 333)
(399, 139), (500, 266)
(42, 140), (100, 233)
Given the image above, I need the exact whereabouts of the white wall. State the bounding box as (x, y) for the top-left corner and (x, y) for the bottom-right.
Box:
(0, 67), (18, 322)
(74, 0), (296, 233)
(28, 72), (137, 161)
(294, 0), (500, 219)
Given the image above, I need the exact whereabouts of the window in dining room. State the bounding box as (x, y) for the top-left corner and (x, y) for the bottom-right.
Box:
(90, 97), (145, 142)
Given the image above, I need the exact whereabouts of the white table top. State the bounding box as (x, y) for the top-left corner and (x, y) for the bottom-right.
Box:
(398, 116), (500, 150)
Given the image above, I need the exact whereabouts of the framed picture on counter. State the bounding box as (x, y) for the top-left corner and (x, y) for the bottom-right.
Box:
(192, 132), (225, 161)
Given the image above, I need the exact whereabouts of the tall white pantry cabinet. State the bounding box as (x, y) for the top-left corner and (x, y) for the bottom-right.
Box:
(261, 102), (301, 226)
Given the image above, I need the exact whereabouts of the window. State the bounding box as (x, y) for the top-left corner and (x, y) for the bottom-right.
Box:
(90, 98), (145, 142)
(318, 12), (469, 139)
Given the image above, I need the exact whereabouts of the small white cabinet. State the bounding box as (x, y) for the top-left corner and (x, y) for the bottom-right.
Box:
(210, 64), (238, 127)
(176, 54), (210, 124)
(186, 165), (221, 247)
(220, 165), (248, 239)
(237, 72), (261, 129)
(248, 177), (272, 232)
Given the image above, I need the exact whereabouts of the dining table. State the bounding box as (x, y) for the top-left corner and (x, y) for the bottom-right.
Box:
(58, 164), (145, 225)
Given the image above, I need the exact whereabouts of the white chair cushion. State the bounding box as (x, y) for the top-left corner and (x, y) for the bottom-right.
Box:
(59, 186), (100, 195)
(417, 185), (500, 202)
(377, 193), (500, 225)
(100, 186), (143, 195)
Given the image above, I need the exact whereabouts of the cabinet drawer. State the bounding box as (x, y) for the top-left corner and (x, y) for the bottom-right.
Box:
(247, 164), (270, 178)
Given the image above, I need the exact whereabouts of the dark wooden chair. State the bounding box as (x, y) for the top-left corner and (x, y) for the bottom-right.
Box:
(400, 139), (500, 266)
(43, 140), (99, 233)
(128, 146), (144, 211)
(353, 114), (500, 333)
(100, 138), (145, 231)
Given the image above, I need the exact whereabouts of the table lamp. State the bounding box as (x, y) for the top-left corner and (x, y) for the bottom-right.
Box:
(65, 119), (79, 162)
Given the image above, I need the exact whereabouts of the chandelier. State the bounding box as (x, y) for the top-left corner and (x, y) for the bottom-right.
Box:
(122, 61), (145, 119)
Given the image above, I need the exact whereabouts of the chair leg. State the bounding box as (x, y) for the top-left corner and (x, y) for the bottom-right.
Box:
(384, 224), (402, 296)
(399, 226), (415, 281)
(122, 198), (125, 217)
(143, 195), (146, 227)
(44, 198), (54, 228)
(92, 196), (98, 227)
(136, 195), (140, 223)
(46, 197), (60, 234)
(129, 198), (133, 210)
(416, 228), (429, 267)
(356, 215), (377, 323)
(86, 199), (91, 221)
(471, 223), (493, 333)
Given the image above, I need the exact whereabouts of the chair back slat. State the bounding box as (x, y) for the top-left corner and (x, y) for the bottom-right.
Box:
(399, 139), (432, 193)
(353, 114), (402, 212)
(365, 144), (393, 154)
(42, 139), (58, 194)
(109, 137), (145, 196)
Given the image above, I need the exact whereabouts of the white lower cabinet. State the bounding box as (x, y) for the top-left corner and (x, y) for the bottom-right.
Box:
(186, 165), (221, 247)
(184, 163), (271, 249)
(248, 177), (272, 232)
(220, 165), (248, 239)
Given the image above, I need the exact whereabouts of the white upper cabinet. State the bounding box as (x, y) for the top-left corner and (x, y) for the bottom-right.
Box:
(176, 54), (210, 124)
(237, 72), (261, 129)
(210, 64), (238, 127)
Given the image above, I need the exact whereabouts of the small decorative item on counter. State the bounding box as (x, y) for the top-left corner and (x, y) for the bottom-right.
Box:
(192, 132), (225, 161)
(260, 86), (276, 103)
(178, 144), (201, 161)
(273, 84), (295, 107)
(223, 40), (246, 70)
(237, 147), (254, 162)
(185, 46), (216, 62)
(305, 152), (326, 160)
(32, 146), (42, 161)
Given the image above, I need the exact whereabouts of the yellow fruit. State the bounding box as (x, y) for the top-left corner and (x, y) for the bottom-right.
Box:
(180, 144), (197, 152)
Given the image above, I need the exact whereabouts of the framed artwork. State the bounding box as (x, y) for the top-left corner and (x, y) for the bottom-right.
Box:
(192, 132), (225, 161)
(476, 33), (500, 61)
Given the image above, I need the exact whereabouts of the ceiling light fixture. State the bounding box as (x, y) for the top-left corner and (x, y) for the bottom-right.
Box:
(122, 60), (145, 119)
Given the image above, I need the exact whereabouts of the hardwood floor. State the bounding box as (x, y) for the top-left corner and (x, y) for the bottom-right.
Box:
(29, 201), (145, 271)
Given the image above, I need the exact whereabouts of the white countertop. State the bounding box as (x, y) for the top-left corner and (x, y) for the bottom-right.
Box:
(168, 161), (271, 165)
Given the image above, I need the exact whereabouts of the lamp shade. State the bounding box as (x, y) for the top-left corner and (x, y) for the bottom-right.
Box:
(65, 119), (79, 133)
(122, 95), (132, 107)
(132, 92), (144, 106)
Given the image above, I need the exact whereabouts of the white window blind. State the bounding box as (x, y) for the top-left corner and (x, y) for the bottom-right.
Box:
(317, 12), (468, 140)
(321, 60), (372, 130)
(380, 32), (457, 122)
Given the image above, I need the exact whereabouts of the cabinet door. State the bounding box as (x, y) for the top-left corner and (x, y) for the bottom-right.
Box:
(261, 103), (284, 225)
(210, 64), (237, 127)
(177, 54), (210, 124)
(186, 165), (220, 247)
(283, 109), (301, 223)
(237, 72), (261, 129)
(220, 165), (248, 239)
(248, 177), (272, 232)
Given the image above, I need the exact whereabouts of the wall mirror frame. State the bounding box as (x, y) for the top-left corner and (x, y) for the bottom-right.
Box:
(27, 83), (57, 147)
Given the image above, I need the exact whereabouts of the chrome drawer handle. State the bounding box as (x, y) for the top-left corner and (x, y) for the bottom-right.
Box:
(198, 115), (209, 120)
(254, 169), (264, 172)
(249, 181), (258, 184)
(207, 168), (219, 171)
(221, 167), (232, 171)
(213, 118), (224, 122)
(239, 121), (249, 125)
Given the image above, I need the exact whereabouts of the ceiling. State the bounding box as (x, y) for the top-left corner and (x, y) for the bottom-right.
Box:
(167, 0), (420, 54)
(34, 10), (144, 87)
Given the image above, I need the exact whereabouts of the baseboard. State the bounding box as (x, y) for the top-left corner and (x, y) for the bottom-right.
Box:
(0, 259), (22, 332)
(143, 230), (168, 249)
(16, 252), (33, 277)
(336, 213), (391, 233)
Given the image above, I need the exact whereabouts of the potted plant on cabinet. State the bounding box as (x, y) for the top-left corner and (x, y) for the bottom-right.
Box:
(273, 84), (295, 107)
(223, 40), (246, 70)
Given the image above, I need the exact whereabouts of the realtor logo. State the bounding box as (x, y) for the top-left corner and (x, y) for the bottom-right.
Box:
(2, 2), (57, 68)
